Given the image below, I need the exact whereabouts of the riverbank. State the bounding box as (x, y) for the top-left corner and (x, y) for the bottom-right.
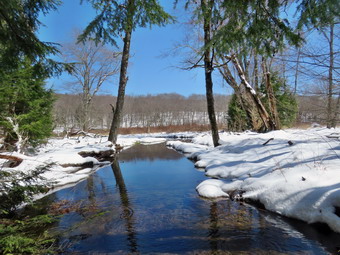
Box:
(0, 132), (194, 189)
(167, 127), (340, 233)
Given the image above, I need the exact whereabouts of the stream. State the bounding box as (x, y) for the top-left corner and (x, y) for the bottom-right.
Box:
(30, 143), (340, 254)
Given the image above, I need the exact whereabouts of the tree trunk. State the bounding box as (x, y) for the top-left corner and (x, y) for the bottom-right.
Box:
(202, 0), (220, 147)
(294, 48), (301, 95)
(331, 91), (339, 127)
(82, 98), (91, 132)
(327, 24), (334, 128)
(254, 52), (259, 92)
(108, 0), (134, 143)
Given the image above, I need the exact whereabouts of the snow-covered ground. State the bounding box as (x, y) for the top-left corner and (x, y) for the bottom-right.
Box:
(167, 127), (340, 233)
(1, 127), (339, 233)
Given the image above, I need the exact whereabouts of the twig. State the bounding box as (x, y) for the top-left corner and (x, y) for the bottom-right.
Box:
(263, 138), (274, 146)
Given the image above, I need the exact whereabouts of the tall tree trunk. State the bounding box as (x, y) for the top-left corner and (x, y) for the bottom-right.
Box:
(108, 0), (134, 143)
(202, 0), (220, 147)
(82, 89), (91, 132)
(83, 101), (90, 132)
(294, 48), (301, 95)
(327, 24), (334, 128)
(253, 52), (259, 92)
(331, 92), (339, 127)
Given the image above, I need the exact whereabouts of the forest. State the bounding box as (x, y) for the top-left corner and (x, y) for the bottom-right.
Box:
(53, 93), (336, 134)
(53, 93), (229, 133)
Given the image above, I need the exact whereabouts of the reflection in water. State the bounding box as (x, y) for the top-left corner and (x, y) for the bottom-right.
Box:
(118, 143), (182, 162)
(208, 202), (219, 253)
(111, 159), (138, 253)
(86, 175), (95, 202)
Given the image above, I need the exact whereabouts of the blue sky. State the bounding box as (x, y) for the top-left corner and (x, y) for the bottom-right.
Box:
(38, 0), (229, 96)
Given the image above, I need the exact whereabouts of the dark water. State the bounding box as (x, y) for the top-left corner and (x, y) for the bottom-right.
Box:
(32, 143), (340, 254)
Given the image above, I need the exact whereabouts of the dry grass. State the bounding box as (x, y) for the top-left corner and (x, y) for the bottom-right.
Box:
(291, 122), (325, 130)
(58, 122), (335, 137)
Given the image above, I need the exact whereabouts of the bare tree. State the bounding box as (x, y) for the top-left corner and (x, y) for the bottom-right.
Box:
(324, 23), (337, 128)
(281, 22), (339, 127)
(63, 38), (120, 131)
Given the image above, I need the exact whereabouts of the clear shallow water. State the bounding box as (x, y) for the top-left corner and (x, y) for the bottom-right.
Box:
(32, 143), (340, 254)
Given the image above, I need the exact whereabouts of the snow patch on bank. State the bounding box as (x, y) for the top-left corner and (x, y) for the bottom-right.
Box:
(196, 179), (229, 198)
(167, 127), (340, 233)
(0, 134), (169, 190)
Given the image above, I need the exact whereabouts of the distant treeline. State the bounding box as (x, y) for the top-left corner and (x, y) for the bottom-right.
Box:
(53, 93), (230, 131)
(53, 93), (330, 132)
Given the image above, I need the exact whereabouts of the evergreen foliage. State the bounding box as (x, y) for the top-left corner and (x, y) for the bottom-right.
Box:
(0, 214), (56, 254)
(266, 75), (298, 127)
(0, 164), (52, 216)
(227, 94), (251, 132)
(0, 59), (54, 150)
(213, 1), (302, 56)
(297, 0), (339, 28)
(180, 0), (302, 57)
(0, 0), (64, 76)
(202, 0), (339, 57)
(78, 0), (174, 46)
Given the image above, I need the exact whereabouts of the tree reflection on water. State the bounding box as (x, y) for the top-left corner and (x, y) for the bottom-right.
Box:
(118, 142), (182, 162)
(111, 159), (138, 253)
(208, 202), (219, 253)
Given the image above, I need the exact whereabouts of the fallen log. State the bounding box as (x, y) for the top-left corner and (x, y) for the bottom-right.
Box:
(0, 154), (23, 167)
(78, 149), (115, 161)
(60, 161), (94, 168)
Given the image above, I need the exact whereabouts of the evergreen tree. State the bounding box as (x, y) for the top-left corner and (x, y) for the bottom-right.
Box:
(227, 94), (251, 132)
(266, 74), (298, 128)
(0, 0), (63, 75)
(79, 0), (174, 144)
(0, 0), (69, 151)
(0, 59), (54, 152)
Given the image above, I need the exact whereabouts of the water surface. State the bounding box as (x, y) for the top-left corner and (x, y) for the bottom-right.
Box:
(33, 143), (340, 254)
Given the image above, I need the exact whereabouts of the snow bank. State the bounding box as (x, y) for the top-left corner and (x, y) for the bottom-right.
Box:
(0, 133), (169, 191)
(196, 179), (229, 198)
(167, 127), (340, 233)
